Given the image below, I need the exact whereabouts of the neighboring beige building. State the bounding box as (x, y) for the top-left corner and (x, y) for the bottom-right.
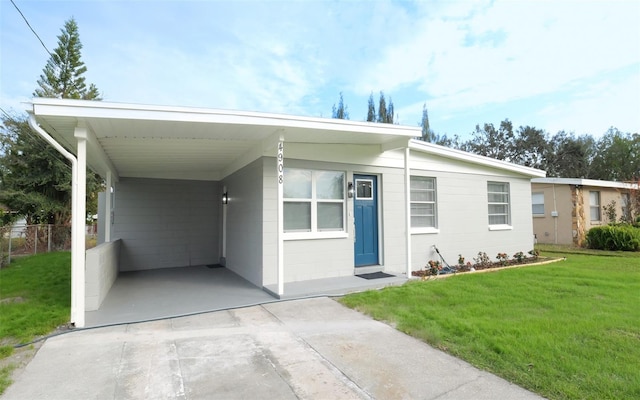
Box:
(531, 178), (637, 246)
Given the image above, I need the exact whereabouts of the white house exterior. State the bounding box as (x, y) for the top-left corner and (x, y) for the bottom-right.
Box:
(28, 99), (545, 327)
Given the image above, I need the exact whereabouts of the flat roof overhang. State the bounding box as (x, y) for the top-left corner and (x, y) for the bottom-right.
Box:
(29, 98), (421, 181)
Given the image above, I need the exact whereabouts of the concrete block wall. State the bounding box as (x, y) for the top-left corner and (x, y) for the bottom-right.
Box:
(85, 239), (121, 311)
(222, 159), (264, 286)
(113, 178), (220, 271)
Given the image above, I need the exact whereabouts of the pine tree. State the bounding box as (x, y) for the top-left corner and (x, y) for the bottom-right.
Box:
(34, 18), (100, 100)
(377, 92), (387, 123)
(420, 104), (435, 142)
(386, 98), (394, 124)
(331, 92), (349, 120)
(1, 17), (102, 231)
(366, 93), (376, 122)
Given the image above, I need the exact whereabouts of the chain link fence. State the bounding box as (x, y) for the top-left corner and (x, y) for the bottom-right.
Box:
(0, 224), (80, 267)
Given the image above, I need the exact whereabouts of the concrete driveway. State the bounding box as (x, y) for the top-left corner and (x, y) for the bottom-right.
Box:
(2, 297), (544, 400)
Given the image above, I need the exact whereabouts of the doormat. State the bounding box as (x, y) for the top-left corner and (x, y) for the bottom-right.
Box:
(206, 264), (224, 269)
(356, 272), (395, 280)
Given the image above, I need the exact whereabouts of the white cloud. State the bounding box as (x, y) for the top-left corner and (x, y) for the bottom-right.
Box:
(538, 70), (640, 135)
(356, 0), (640, 119)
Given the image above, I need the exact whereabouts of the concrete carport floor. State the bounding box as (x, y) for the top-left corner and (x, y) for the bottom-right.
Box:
(85, 265), (408, 327)
(3, 297), (544, 400)
(85, 266), (277, 327)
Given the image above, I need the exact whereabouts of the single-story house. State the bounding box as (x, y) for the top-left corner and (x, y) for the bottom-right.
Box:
(531, 178), (638, 246)
(28, 98), (545, 327)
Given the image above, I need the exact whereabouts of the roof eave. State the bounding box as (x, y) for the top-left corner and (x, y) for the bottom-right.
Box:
(409, 139), (546, 178)
(29, 98), (420, 139)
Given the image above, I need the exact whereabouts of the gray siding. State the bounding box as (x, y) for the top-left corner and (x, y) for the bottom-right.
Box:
(410, 170), (535, 271)
(262, 157), (405, 284)
(222, 159), (264, 286)
(113, 178), (220, 271)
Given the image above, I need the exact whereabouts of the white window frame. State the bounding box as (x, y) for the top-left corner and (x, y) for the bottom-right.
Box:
(283, 168), (347, 240)
(532, 192), (545, 216)
(355, 178), (374, 200)
(410, 176), (439, 234)
(590, 191), (601, 221)
(488, 181), (512, 230)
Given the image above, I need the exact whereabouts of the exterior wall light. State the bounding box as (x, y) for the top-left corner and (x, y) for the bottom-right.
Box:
(347, 182), (354, 198)
(222, 192), (228, 205)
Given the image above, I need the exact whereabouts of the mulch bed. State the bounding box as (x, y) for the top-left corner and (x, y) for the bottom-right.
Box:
(412, 257), (563, 279)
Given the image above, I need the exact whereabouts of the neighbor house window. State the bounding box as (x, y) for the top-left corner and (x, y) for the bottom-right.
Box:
(410, 176), (437, 228)
(532, 192), (545, 216)
(283, 168), (345, 233)
(589, 191), (601, 221)
(621, 193), (631, 222)
(488, 182), (510, 225)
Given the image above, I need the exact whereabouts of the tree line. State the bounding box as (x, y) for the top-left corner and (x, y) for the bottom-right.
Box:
(431, 120), (639, 182)
(332, 95), (639, 182)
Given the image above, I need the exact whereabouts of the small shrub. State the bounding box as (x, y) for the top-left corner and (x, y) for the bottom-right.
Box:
(473, 252), (491, 267)
(427, 260), (442, 275)
(602, 200), (617, 224)
(513, 251), (526, 263)
(586, 225), (640, 251)
(496, 252), (509, 265)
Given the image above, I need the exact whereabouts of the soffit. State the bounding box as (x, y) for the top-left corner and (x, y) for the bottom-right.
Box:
(30, 99), (420, 181)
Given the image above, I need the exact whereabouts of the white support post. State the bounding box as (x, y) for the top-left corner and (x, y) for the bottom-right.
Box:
(73, 127), (87, 327)
(28, 116), (91, 327)
(276, 139), (284, 296)
(404, 147), (412, 278)
(105, 170), (112, 242)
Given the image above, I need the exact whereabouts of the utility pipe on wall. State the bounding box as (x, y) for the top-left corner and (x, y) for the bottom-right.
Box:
(404, 146), (412, 278)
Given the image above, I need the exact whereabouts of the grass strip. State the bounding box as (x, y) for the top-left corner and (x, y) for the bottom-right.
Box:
(340, 252), (640, 400)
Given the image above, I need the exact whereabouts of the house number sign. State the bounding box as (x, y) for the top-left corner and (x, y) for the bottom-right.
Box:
(277, 141), (284, 184)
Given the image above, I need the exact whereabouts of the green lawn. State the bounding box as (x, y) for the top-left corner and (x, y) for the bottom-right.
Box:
(340, 249), (640, 400)
(0, 252), (71, 345)
(0, 251), (71, 394)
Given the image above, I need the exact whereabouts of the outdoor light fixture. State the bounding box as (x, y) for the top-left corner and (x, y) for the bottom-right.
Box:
(347, 182), (354, 198)
(222, 192), (228, 205)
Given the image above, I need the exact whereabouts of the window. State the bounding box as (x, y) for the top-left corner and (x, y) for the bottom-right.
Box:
(589, 191), (600, 221)
(283, 168), (345, 233)
(621, 193), (631, 222)
(488, 182), (510, 225)
(532, 192), (545, 215)
(410, 176), (437, 228)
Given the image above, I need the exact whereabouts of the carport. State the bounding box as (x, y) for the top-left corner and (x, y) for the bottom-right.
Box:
(28, 98), (416, 327)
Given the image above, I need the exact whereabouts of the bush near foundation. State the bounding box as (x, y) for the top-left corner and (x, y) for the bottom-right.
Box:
(586, 225), (640, 251)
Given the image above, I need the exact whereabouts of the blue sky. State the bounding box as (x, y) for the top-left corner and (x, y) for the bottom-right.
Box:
(2, 0), (639, 140)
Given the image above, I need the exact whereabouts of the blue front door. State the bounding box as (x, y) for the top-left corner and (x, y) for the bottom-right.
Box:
(354, 175), (378, 267)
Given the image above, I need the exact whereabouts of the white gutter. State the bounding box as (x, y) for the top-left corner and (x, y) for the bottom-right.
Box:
(28, 114), (85, 327)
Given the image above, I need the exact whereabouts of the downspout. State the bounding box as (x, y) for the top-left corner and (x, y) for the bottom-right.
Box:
(404, 147), (412, 278)
(28, 114), (84, 327)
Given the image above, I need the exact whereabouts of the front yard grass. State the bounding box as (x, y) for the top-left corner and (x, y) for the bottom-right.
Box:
(340, 249), (640, 400)
(0, 252), (70, 394)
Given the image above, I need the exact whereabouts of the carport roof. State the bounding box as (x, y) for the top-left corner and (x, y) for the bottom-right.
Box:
(28, 98), (420, 181)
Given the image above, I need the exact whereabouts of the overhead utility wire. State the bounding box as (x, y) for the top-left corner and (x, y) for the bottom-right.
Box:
(10, 0), (53, 57)
(4, 2), (84, 178)
(10, 0), (89, 98)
